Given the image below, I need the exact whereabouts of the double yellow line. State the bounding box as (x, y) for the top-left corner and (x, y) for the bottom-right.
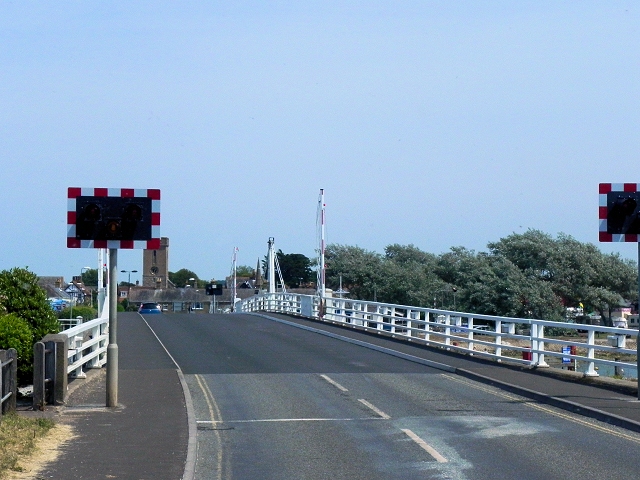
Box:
(195, 374), (229, 479)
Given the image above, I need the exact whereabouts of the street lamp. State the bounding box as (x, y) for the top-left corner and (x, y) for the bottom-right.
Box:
(120, 269), (138, 303)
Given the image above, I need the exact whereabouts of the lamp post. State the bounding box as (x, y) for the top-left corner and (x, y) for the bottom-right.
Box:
(188, 278), (196, 313)
(81, 266), (92, 308)
(120, 269), (138, 305)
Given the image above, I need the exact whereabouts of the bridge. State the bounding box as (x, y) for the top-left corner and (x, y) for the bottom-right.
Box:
(25, 290), (640, 479)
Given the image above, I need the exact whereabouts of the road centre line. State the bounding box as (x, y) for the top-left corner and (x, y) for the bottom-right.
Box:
(358, 399), (391, 419)
(320, 374), (349, 392)
(401, 429), (448, 463)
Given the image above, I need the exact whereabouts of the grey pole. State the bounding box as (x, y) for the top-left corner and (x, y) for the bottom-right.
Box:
(107, 248), (119, 407)
(637, 242), (639, 401)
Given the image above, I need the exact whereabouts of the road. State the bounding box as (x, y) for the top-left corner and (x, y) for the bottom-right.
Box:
(143, 312), (640, 480)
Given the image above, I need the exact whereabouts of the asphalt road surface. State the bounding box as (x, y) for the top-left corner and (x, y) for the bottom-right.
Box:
(143, 312), (640, 480)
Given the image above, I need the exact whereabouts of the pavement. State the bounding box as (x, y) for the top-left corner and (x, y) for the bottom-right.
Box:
(14, 311), (640, 479)
(17, 312), (195, 480)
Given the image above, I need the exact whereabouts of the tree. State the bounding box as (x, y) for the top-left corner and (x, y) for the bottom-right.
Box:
(276, 251), (313, 287)
(81, 268), (99, 289)
(489, 230), (637, 325)
(262, 251), (314, 288)
(325, 244), (385, 300)
(169, 269), (200, 288)
(383, 244), (441, 306)
(324, 231), (636, 323)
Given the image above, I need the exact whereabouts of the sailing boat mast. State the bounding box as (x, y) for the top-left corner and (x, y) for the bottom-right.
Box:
(317, 189), (326, 298)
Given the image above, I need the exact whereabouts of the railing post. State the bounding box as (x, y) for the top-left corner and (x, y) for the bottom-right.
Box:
(42, 334), (68, 405)
(496, 320), (502, 360)
(584, 329), (598, 376)
(33, 341), (45, 410)
(444, 314), (451, 348)
(424, 312), (431, 342)
(531, 323), (539, 365)
(537, 325), (548, 367)
(1, 348), (17, 415)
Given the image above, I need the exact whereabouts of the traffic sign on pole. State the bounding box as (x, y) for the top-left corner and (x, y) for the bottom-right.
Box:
(67, 187), (160, 249)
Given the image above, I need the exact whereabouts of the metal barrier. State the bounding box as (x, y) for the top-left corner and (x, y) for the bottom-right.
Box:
(1, 348), (17, 417)
(239, 293), (639, 379)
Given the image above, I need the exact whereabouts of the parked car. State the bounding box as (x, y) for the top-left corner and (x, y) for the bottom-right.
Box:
(138, 302), (162, 314)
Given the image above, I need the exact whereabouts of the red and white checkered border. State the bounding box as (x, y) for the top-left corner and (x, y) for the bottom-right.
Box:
(67, 187), (161, 249)
(599, 183), (640, 243)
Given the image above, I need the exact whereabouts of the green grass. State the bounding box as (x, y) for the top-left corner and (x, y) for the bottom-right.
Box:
(0, 413), (55, 478)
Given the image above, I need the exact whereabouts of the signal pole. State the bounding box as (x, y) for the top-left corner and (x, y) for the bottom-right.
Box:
(106, 248), (118, 407)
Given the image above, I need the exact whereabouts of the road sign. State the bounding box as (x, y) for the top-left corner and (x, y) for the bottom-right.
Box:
(67, 187), (160, 249)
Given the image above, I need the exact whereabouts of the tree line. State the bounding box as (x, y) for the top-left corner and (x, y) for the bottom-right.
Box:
(324, 230), (637, 326)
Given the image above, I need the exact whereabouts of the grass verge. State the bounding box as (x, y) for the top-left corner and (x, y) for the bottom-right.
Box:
(0, 413), (55, 478)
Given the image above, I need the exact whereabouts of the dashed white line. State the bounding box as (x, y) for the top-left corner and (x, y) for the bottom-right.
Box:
(401, 429), (448, 463)
(320, 374), (349, 392)
(358, 399), (391, 419)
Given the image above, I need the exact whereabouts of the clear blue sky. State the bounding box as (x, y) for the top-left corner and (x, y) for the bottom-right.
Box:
(1, 2), (638, 285)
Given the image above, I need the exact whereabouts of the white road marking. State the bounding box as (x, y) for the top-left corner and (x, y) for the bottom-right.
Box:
(401, 429), (448, 463)
(358, 399), (391, 419)
(197, 417), (385, 424)
(320, 374), (349, 392)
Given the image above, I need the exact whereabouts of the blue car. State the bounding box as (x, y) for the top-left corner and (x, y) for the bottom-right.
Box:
(138, 302), (162, 314)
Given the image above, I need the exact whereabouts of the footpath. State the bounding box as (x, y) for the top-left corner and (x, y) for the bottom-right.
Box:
(23, 312), (192, 480)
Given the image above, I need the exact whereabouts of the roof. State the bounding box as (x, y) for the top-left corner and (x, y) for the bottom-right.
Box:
(128, 287), (258, 303)
(37, 276), (72, 300)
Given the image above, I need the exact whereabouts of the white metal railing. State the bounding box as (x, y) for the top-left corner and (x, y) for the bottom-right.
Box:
(57, 289), (110, 378)
(239, 293), (639, 379)
(64, 315), (109, 378)
(239, 293), (318, 318)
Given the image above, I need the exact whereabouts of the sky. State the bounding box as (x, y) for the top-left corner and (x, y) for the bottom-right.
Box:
(1, 1), (639, 285)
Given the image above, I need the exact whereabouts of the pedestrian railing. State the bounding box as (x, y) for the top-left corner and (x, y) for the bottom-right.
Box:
(33, 314), (109, 408)
(239, 293), (639, 380)
(64, 316), (109, 378)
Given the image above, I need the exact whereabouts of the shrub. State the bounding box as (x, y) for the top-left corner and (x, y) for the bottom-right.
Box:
(0, 268), (59, 341)
(0, 313), (34, 383)
(56, 306), (97, 322)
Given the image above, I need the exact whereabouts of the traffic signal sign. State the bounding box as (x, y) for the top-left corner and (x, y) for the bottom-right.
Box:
(68, 188), (160, 249)
(599, 183), (640, 242)
(206, 283), (223, 295)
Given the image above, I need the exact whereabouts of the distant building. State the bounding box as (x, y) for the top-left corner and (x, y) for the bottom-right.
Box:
(143, 236), (170, 288)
